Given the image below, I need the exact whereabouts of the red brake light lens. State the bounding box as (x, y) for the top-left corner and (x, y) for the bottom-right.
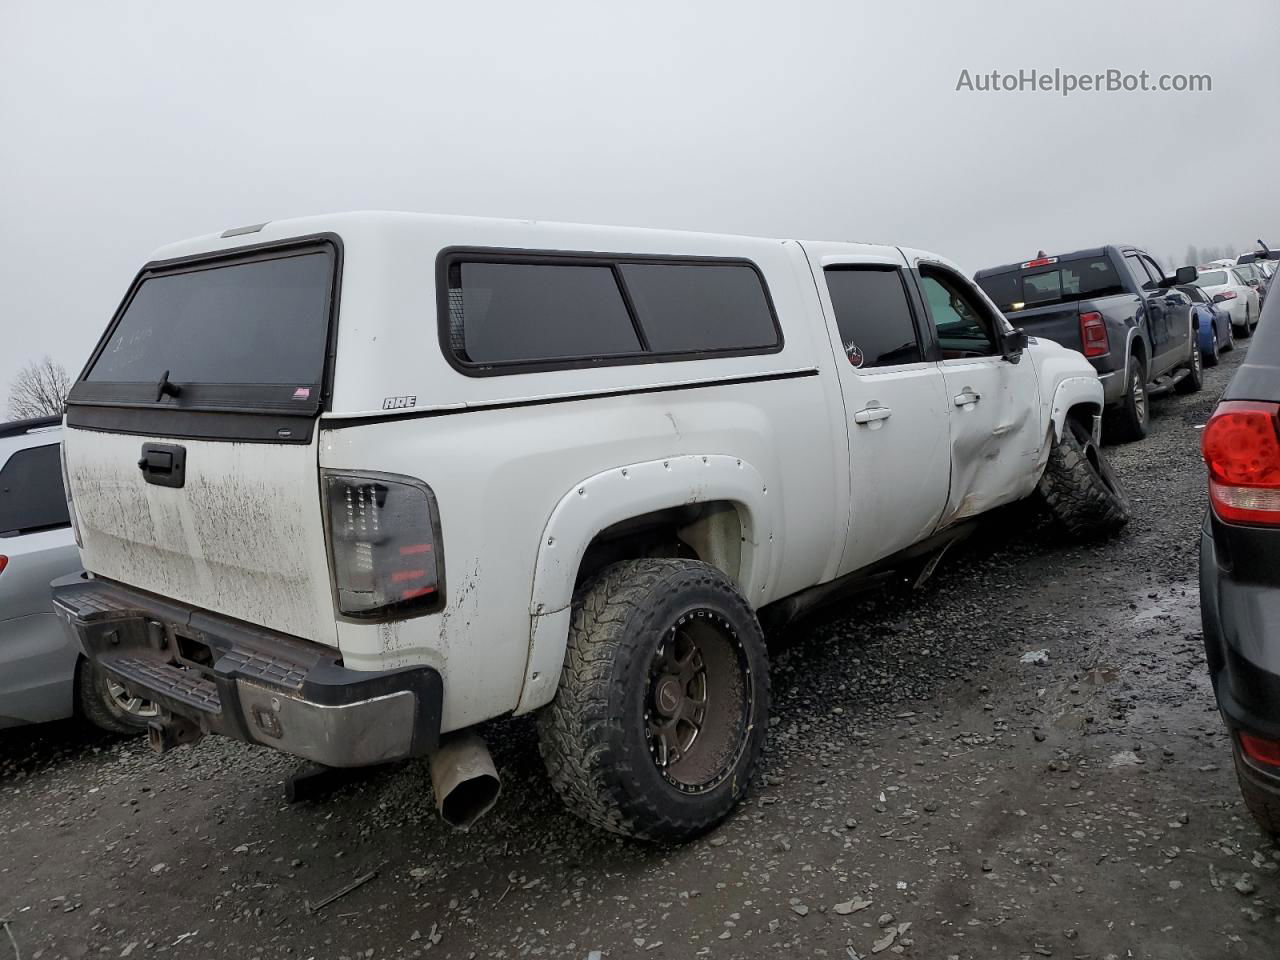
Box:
(1079, 311), (1109, 358)
(1202, 402), (1280, 526)
(1240, 732), (1280, 767)
(1213, 290), (1237, 303)
(323, 472), (444, 618)
(0, 556), (7, 576)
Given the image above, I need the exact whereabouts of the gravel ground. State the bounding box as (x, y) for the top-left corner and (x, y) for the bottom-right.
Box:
(3, 345), (1277, 960)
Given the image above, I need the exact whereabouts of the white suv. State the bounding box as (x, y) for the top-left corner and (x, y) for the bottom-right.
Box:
(55, 212), (1127, 840)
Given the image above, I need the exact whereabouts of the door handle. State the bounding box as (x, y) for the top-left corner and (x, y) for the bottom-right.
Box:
(853, 405), (893, 424)
(138, 442), (187, 488)
(953, 390), (981, 407)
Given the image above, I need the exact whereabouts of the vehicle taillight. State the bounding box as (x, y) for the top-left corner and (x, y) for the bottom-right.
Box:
(1202, 401), (1280, 526)
(323, 471), (445, 618)
(59, 442), (82, 549)
(1240, 732), (1280, 767)
(0, 556), (7, 576)
(1079, 311), (1109, 358)
(1213, 290), (1237, 303)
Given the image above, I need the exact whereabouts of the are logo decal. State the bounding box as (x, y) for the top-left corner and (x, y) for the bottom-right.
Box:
(382, 395), (417, 410)
(845, 341), (865, 368)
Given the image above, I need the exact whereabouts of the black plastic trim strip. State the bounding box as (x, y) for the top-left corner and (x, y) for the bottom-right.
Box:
(436, 246), (786, 378)
(64, 405), (316, 443)
(321, 368), (820, 430)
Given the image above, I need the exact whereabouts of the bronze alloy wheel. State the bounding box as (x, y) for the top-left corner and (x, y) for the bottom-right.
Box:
(644, 609), (752, 794)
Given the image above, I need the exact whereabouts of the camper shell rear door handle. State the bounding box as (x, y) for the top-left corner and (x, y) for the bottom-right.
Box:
(138, 442), (187, 488)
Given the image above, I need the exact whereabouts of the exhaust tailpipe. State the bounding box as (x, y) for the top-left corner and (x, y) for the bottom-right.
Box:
(429, 732), (501, 829)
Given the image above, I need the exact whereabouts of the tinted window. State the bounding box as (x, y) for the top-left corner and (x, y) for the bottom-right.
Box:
(0, 444), (70, 537)
(450, 262), (640, 365)
(1124, 254), (1156, 289)
(87, 252), (333, 386)
(618, 263), (778, 353)
(823, 268), (922, 369)
(976, 256), (1125, 311)
(1194, 270), (1229, 287)
(920, 269), (998, 358)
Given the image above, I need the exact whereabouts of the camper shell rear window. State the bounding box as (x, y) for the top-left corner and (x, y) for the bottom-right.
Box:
(439, 249), (783, 375)
(68, 236), (341, 436)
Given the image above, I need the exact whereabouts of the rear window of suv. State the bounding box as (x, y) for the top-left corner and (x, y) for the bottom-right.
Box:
(0, 443), (70, 537)
(976, 255), (1125, 312)
(442, 252), (781, 374)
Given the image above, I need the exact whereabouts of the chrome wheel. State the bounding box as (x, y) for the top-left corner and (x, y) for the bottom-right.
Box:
(1132, 367), (1147, 425)
(644, 609), (751, 795)
(106, 679), (159, 719)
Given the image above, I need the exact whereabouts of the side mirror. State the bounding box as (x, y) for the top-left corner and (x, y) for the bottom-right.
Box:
(1000, 327), (1029, 362)
(1174, 265), (1198, 285)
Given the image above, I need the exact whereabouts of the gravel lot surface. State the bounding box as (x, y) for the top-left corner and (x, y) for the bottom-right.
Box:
(3, 345), (1277, 960)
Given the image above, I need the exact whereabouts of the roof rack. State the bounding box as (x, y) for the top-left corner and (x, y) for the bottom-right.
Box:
(0, 415), (61, 439)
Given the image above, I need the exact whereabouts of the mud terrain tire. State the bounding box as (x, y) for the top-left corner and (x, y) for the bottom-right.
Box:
(537, 558), (769, 842)
(1038, 420), (1131, 540)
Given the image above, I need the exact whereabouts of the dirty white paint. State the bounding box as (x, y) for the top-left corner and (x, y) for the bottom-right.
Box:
(67, 428), (338, 646)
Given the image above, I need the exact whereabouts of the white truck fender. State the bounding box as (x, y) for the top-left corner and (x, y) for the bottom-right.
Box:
(1048, 375), (1105, 442)
(514, 454), (777, 715)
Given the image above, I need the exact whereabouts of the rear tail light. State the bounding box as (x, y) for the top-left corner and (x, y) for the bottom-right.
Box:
(1201, 401), (1280, 526)
(1213, 290), (1237, 303)
(0, 556), (7, 576)
(1079, 311), (1109, 358)
(1240, 732), (1280, 768)
(323, 471), (445, 618)
(58, 443), (82, 549)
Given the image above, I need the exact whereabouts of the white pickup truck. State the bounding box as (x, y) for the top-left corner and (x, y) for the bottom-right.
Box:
(53, 212), (1127, 841)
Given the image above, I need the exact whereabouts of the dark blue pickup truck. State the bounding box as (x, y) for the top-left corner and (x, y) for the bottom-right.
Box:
(974, 246), (1201, 442)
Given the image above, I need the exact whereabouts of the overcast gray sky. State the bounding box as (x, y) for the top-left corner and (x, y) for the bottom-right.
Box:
(2, 0), (1278, 405)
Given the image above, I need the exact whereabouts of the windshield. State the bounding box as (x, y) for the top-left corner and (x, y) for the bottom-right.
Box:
(976, 255), (1124, 312)
(87, 251), (333, 387)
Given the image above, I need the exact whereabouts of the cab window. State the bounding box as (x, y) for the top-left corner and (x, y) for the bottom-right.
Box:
(822, 266), (923, 369)
(918, 267), (999, 359)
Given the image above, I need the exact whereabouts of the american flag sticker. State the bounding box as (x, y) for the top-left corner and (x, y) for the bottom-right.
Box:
(292, 387), (312, 400)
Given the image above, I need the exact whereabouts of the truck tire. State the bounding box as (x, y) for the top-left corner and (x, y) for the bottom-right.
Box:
(537, 558), (769, 842)
(1175, 335), (1203, 394)
(1103, 354), (1148, 443)
(1234, 750), (1280, 840)
(76, 658), (156, 735)
(1038, 419), (1130, 540)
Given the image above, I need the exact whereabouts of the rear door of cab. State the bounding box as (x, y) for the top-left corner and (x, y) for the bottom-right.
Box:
(63, 236), (342, 646)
